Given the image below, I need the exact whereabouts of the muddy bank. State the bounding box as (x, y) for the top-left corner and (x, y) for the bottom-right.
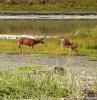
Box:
(0, 54), (97, 71)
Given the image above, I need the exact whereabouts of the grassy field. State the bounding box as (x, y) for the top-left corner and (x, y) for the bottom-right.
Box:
(0, 18), (97, 99)
(0, 65), (96, 99)
(0, 0), (96, 13)
(0, 20), (97, 60)
(0, 4), (96, 14)
(0, 36), (97, 61)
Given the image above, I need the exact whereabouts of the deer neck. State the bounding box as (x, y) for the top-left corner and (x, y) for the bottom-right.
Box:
(35, 40), (41, 44)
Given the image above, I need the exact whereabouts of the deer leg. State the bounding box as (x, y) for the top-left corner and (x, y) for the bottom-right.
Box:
(32, 46), (36, 53)
(68, 48), (71, 57)
(28, 45), (32, 53)
(64, 48), (72, 67)
(68, 48), (72, 67)
(61, 43), (64, 50)
(18, 43), (22, 52)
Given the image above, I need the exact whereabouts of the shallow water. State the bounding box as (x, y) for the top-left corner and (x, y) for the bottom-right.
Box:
(0, 34), (58, 39)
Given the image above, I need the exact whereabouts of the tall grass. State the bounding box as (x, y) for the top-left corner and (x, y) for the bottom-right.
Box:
(0, 65), (97, 99)
(0, 1), (96, 13)
(0, 0), (96, 5)
(0, 38), (67, 55)
(0, 66), (84, 99)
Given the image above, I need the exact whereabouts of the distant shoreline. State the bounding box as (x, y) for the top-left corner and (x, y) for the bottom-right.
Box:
(0, 14), (97, 19)
(1, 12), (97, 15)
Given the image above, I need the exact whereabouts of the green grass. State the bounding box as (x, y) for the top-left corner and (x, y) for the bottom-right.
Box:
(17, 65), (44, 71)
(85, 54), (97, 61)
(0, 66), (83, 99)
(0, 19), (97, 60)
(0, 65), (97, 99)
(0, 3), (96, 13)
(0, 35), (97, 60)
(0, 38), (67, 55)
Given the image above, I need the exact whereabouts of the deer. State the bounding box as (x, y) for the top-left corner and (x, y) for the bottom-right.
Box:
(60, 37), (77, 56)
(17, 37), (44, 52)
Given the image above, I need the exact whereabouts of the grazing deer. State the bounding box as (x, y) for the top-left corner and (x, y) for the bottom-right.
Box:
(18, 37), (44, 52)
(60, 37), (77, 56)
(60, 37), (76, 50)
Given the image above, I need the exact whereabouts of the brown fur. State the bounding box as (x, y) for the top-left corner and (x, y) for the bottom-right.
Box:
(60, 37), (76, 51)
(18, 37), (44, 52)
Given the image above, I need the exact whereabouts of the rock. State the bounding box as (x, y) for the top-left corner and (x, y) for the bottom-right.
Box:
(54, 66), (66, 75)
(83, 90), (97, 100)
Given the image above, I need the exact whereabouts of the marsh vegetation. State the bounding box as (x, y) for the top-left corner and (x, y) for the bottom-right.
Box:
(0, 19), (97, 99)
(0, 19), (97, 60)
(0, 65), (97, 99)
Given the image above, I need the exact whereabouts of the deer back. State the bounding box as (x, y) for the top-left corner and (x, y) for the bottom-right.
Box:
(19, 37), (35, 46)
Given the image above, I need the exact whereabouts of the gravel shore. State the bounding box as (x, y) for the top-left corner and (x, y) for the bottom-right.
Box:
(0, 54), (97, 71)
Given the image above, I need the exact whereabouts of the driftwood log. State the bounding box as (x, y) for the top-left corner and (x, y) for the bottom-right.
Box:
(54, 67), (65, 75)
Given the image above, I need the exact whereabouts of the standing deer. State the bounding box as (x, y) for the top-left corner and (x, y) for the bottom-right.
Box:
(18, 37), (44, 52)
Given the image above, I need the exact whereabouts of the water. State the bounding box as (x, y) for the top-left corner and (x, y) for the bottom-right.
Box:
(0, 34), (58, 39)
(0, 19), (96, 36)
(0, 15), (97, 20)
